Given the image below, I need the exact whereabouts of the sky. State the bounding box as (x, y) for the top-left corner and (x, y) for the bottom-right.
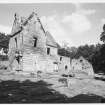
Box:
(0, 2), (104, 47)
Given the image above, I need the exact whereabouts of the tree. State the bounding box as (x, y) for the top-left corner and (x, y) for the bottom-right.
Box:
(0, 32), (10, 48)
(100, 32), (105, 42)
(100, 24), (105, 42)
(90, 24), (105, 73)
(91, 44), (105, 73)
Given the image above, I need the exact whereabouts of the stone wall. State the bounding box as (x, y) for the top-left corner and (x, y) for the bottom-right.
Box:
(46, 46), (58, 56)
(58, 55), (71, 74)
(8, 12), (59, 73)
(71, 56), (94, 76)
(22, 53), (59, 73)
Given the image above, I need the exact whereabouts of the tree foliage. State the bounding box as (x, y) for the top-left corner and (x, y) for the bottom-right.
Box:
(0, 32), (10, 49)
(58, 43), (103, 73)
(100, 24), (105, 42)
(91, 44), (105, 73)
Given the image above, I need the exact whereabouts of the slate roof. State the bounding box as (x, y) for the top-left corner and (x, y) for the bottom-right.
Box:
(46, 31), (58, 48)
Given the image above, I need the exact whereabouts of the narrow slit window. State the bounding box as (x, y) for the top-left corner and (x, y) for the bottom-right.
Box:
(60, 57), (62, 61)
(33, 37), (37, 47)
(65, 65), (68, 70)
(15, 37), (17, 47)
(47, 48), (50, 55)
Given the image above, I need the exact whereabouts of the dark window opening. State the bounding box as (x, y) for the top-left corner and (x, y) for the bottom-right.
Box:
(47, 48), (50, 55)
(65, 65), (68, 70)
(53, 62), (58, 64)
(80, 59), (83, 62)
(60, 57), (62, 61)
(33, 37), (37, 47)
(15, 37), (17, 47)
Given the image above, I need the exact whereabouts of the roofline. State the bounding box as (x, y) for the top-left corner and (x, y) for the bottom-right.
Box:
(58, 54), (70, 58)
(9, 27), (23, 38)
(46, 44), (58, 48)
(9, 12), (46, 38)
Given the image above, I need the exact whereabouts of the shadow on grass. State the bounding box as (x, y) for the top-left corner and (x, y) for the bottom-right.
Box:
(95, 77), (105, 81)
(0, 80), (104, 103)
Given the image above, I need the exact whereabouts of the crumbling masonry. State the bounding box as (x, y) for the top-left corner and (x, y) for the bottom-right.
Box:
(8, 12), (71, 74)
(8, 11), (94, 76)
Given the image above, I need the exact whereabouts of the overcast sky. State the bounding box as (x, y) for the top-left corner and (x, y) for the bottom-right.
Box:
(0, 3), (104, 47)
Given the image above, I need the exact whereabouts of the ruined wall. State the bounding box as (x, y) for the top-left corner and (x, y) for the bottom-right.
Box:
(50, 47), (58, 56)
(46, 46), (57, 56)
(8, 13), (22, 71)
(58, 55), (71, 74)
(9, 12), (47, 54)
(71, 59), (82, 70)
(71, 56), (94, 76)
(21, 14), (47, 53)
(8, 12), (60, 73)
(8, 12), (47, 71)
(22, 53), (59, 73)
(20, 13), (58, 73)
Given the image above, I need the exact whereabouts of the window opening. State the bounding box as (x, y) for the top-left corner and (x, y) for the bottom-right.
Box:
(47, 48), (50, 55)
(33, 37), (37, 47)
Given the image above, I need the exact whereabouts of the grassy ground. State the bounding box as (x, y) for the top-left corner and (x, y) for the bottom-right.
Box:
(0, 80), (104, 103)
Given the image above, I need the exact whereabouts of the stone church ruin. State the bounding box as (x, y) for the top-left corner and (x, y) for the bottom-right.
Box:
(8, 12), (70, 74)
(7, 11), (94, 77)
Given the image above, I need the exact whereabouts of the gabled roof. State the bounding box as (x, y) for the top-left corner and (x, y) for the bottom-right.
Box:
(10, 12), (46, 38)
(10, 12), (60, 49)
(46, 31), (58, 48)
